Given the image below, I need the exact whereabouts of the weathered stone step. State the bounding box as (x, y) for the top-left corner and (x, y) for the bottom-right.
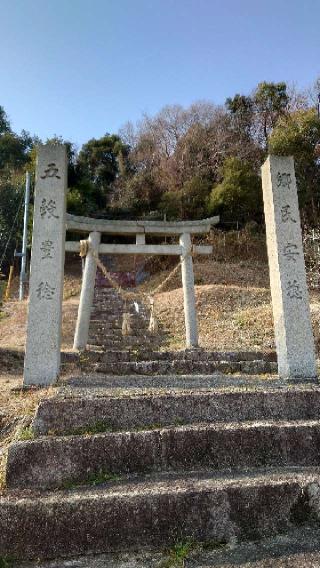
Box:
(88, 341), (165, 351)
(88, 331), (167, 340)
(1, 468), (318, 560)
(91, 304), (149, 312)
(16, 526), (320, 567)
(89, 313), (148, 322)
(87, 333), (162, 350)
(94, 360), (277, 375)
(33, 388), (320, 436)
(60, 372), (285, 392)
(90, 310), (153, 318)
(89, 323), (154, 332)
(87, 343), (164, 352)
(7, 420), (320, 489)
(92, 349), (277, 363)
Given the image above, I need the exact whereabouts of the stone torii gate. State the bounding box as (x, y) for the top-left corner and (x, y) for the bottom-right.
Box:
(23, 144), (218, 386)
(66, 214), (217, 354)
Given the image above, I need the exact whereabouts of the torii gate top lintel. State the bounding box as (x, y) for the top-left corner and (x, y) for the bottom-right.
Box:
(66, 213), (219, 236)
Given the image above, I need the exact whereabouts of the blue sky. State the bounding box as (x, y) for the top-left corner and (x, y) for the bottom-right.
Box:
(1, 0), (319, 147)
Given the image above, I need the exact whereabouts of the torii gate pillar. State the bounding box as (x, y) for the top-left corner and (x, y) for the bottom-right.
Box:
(180, 233), (199, 348)
(73, 231), (101, 351)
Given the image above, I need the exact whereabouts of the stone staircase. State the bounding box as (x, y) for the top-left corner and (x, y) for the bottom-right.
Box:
(2, 283), (320, 564)
(84, 286), (278, 376)
(2, 375), (320, 562)
(87, 286), (167, 352)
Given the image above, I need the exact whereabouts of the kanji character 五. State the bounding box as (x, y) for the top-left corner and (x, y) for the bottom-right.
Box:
(41, 163), (61, 179)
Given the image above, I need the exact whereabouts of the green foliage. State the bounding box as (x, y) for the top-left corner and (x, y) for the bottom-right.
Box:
(254, 81), (288, 115)
(0, 557), (15, 568)
(122, 172), (163, 216)
(18, 426), (34, 441)
(181, 176), (212, 219)
(67, 188), (87, 215)
(0, 106), (11, 134)
(160, 177), (211, 220)
(0, 176), (25, 271)
(162, 540), (195, 568)
(269, 109), (320, 223)
(226, 93), (253, 134)
(209, 157), (262, 224)
(64, 470), (121, 489)
(0, 133), (30, 171)
(160, 191), (182, 220)
(66, 420), (113, 436)
(67, 180), (101, 216)
(253, 81), (289, 145)
(77, 134), (130, 209)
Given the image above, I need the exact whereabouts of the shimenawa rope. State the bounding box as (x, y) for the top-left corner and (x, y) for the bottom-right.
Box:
(79, 239), (195, 335)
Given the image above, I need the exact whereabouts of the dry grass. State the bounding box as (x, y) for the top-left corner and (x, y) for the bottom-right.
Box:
(0, 273), (80, 351)
(150, 258), (320, 354)
(154, 283), (275, 351)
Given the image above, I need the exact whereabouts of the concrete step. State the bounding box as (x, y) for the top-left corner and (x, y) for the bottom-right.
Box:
(94, 360), (277, 375)
(33, 387), (320, 436)
(1, 468), (319, 560)
(7, 420), (320, 489)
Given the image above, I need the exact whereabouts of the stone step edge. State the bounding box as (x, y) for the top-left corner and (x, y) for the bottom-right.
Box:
(7, 420), (320, 489)
(1, 468), (319, 560)
(86, 349), (277, 362)
(15, 525), (320, 568)
(93, 361), (278, 375)
(34, 387), (320, 435)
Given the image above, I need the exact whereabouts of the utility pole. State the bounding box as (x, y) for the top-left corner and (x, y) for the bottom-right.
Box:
(18, 172), (31, 300)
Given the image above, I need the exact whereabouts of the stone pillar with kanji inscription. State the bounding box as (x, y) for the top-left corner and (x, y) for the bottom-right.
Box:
(24, 144), (67, 386)
(261, 155), (317, 380)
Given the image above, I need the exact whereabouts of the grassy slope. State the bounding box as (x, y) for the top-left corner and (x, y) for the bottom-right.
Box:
(2, 256), (320, 356)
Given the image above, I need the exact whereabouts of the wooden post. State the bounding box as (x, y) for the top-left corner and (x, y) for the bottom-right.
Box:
(4, 266), (14, 302)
